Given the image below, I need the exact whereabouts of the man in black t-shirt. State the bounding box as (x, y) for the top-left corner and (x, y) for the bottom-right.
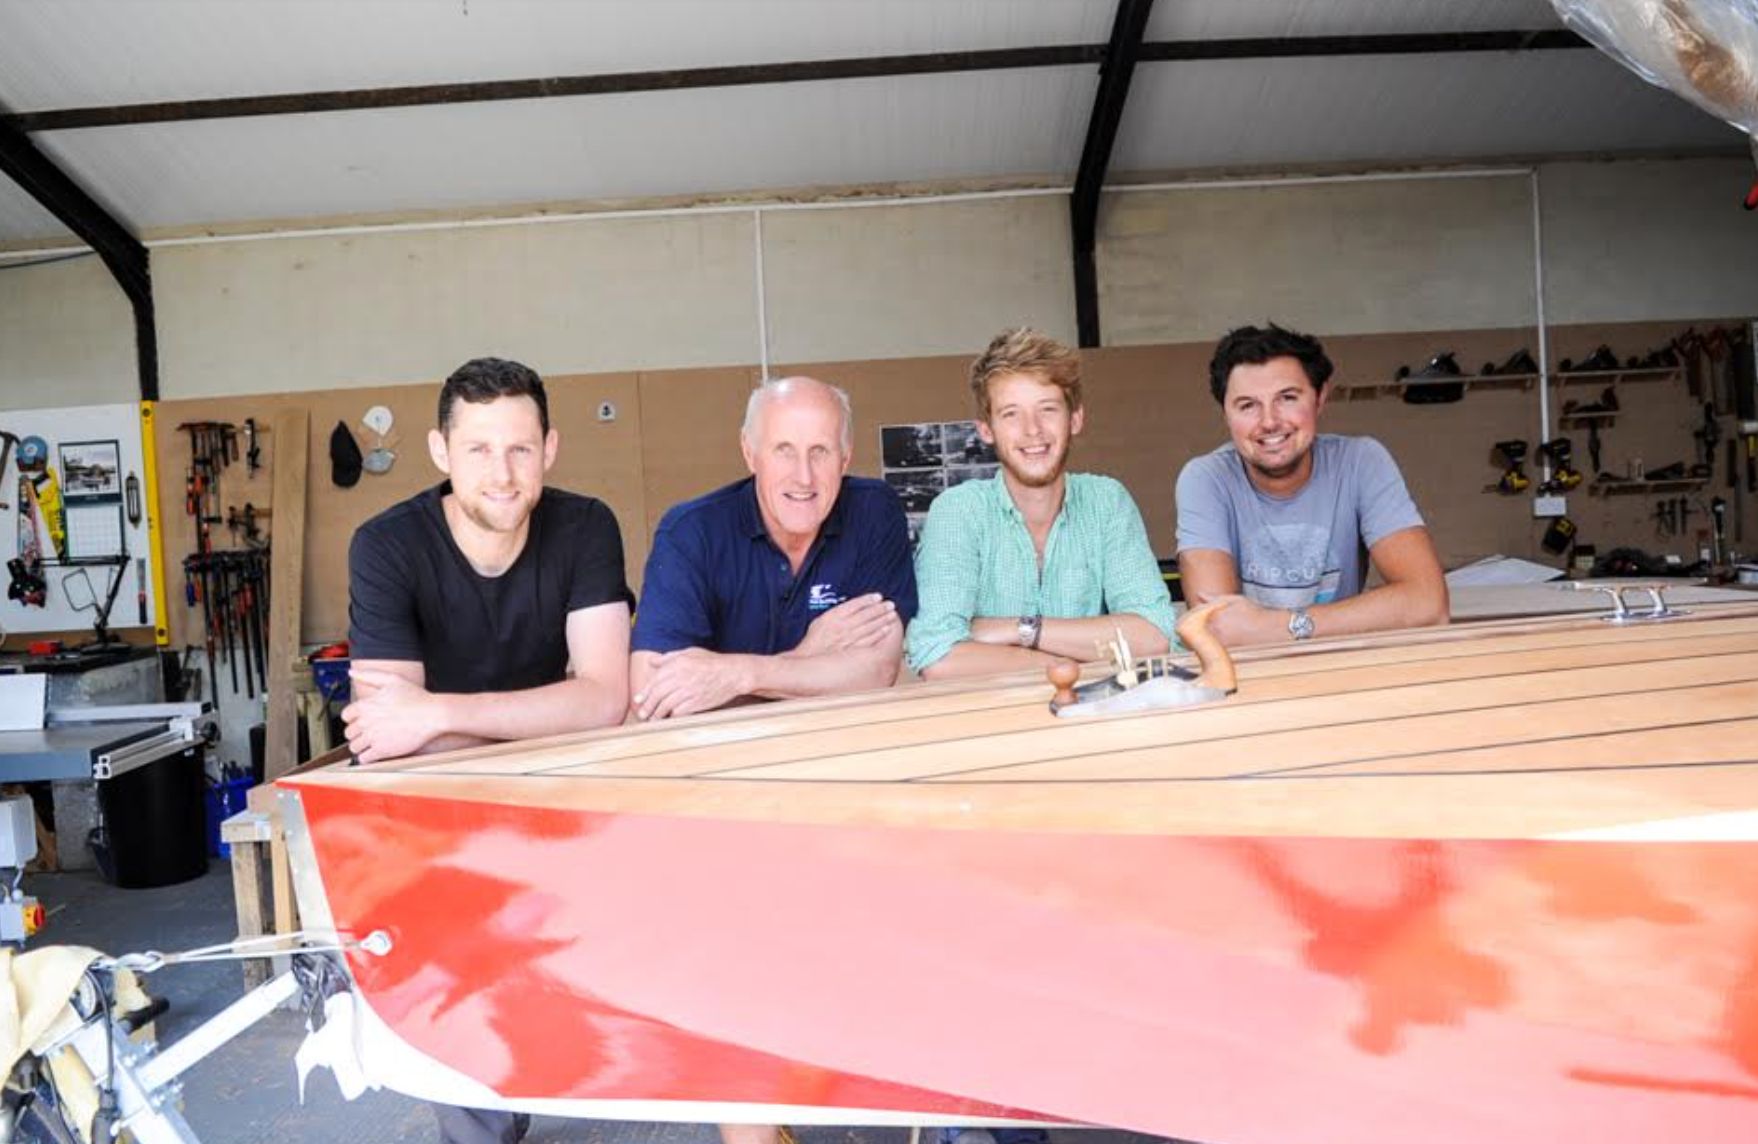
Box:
(342, 357), (632, 1144)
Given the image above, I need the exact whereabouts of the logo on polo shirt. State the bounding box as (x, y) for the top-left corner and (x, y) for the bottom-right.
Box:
(808, 583), (845, 612)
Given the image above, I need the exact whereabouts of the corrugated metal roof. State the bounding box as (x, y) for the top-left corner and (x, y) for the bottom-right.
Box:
(0, 0), (1113, 106)
(29, 67), (1098, 232)
(1116, 47), (1738, 173)
(1148, 0), (1565, 39)
(0, 0), (1742, 245)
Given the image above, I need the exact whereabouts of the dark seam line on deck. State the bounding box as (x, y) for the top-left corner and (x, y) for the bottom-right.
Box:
(388, 630), (1758, 778)
(687, 668), (1758, 782)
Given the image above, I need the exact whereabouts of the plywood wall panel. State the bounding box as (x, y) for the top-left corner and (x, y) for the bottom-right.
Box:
(154, 371), (645, 646)
(153, 314), (1751, 651)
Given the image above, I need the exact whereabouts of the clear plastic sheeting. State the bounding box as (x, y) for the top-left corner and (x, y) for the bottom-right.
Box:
(1550, 0), (1758, 137)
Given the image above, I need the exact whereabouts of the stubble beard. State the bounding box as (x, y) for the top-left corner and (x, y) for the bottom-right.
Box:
(458, 491), (533, 535)
(1000, 439), (1068, 489)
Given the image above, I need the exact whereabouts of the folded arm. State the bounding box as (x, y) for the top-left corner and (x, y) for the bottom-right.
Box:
(343, 601), (632, 762)
(1178, 527), (1448, 647)
(632, 595), (903, 721)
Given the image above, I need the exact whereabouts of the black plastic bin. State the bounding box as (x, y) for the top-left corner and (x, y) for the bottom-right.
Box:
(90, 743), (209, 889)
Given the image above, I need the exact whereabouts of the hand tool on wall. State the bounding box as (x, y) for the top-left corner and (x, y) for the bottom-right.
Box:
(1675, 328), (1704, 401)
(1694, 403), (1721, 480)
(1744, 424), (1758, 494)
(1655, 499), (1675, 539)
(124, 472), (141, 526)
(225, 503), (269, 547)
(1396, 351), (1464, 404)
(185, 555), (218, 708)
(1492, 440), (1530, 494)
(243, 418), (260, 476)
(180, 547), (272, 698)
(28, 470), (66, 559)
(1704, 327), (1732, 413)
(0, 430), (17, 509)
(10, 477), (45, 607)
(1480, 349), (1538, 377)
(1538, 439), (1583, 493)
(179, 421), (238, 554)
(1711, 497), (1728, 568)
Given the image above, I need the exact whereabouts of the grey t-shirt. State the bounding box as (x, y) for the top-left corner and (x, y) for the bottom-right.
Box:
(1175, 435), (1424, 609)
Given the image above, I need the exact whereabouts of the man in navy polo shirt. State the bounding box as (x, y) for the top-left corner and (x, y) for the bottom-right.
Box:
(630, 375), (916, 723)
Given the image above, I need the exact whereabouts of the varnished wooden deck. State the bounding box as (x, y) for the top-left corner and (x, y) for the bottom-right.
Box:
(288, 602), (1758, 840)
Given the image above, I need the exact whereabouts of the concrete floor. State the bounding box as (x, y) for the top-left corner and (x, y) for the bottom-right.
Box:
(31, 865), (1178, 1144)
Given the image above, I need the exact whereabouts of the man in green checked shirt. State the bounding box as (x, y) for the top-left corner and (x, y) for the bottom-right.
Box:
(905, 328), (1176, 680)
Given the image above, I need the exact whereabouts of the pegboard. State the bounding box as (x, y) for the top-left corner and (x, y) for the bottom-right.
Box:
(0, 402), (155, 640)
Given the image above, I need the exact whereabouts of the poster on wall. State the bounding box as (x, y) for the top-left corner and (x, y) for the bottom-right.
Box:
(879, 421), (999, 544)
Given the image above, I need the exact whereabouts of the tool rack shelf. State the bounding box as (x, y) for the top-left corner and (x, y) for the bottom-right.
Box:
(1552, 366), (1679, 388)
(1333, 372), (1537, 402)
(1552, 368), (1683, 426)
(1588, 477), (1708, 496)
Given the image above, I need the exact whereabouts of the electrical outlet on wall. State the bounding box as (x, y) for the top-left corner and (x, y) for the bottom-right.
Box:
(1533, 494), (1567, 518)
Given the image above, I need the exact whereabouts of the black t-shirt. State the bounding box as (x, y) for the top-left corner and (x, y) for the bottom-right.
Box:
(347, 483), (633, 694)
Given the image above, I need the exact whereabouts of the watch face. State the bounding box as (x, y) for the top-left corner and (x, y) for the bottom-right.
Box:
(1289, 610), (1315, 640)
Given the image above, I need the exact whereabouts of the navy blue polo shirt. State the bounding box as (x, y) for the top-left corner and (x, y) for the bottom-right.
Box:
(631, 476), (918, 655)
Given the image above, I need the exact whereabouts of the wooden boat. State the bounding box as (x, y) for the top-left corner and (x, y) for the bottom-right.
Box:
(278, 588), (1758, 1144)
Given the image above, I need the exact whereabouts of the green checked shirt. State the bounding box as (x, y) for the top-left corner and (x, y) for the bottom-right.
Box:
(905, 472), (1177, 674)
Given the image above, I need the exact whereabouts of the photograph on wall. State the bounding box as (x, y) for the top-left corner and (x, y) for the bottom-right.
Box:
(883, 467), (945, 514)
(880, 420), (1000, 546)
(58, 440), (123, 502)
(942, 421), (997, 466)
(881, 424), (946, 470)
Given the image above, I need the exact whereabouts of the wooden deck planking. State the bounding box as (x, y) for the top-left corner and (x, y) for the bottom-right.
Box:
(926, 681), (1758, 784)
(289, 608), (1758, 840)
(671, 650), (1758, 783)
(389, 620), (1758, 782)
(292, 755), (1758, 838)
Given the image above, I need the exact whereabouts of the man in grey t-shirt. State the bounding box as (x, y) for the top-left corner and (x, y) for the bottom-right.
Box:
(1175, 323), (1448, 647)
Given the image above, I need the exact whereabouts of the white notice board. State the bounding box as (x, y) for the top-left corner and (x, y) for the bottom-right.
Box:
(0, 402), (155, 638)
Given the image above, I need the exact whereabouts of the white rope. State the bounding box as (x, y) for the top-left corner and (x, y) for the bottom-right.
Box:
(97, 929), (391, 974)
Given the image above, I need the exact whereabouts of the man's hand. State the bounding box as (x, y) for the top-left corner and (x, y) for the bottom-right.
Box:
(632, 648), (754, 721)
(793, 594), (900, 656)
(342, 666), (447, 763)
(1199, 593), (1287, 646)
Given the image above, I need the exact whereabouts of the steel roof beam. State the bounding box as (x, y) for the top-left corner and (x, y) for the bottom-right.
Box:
(2, 32), (1588, 134)
(1071, 0), (1155, 349)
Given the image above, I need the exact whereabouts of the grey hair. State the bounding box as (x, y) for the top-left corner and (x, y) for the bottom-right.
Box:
(740, 376), (853, 452)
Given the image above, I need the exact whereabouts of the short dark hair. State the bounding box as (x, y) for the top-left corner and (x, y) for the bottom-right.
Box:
(1207, 324), (1333, 403)
(437, 357), (550, 435)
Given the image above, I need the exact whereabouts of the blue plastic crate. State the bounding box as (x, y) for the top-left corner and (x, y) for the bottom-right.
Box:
(310, 657), (351, 705)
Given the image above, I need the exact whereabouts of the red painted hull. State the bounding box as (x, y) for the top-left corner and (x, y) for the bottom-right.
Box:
(285, 781), (1758, 1143)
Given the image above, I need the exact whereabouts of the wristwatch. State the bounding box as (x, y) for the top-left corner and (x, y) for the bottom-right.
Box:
(1287, 608), (1315, 642)
(1017, 614), (1043, 650)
